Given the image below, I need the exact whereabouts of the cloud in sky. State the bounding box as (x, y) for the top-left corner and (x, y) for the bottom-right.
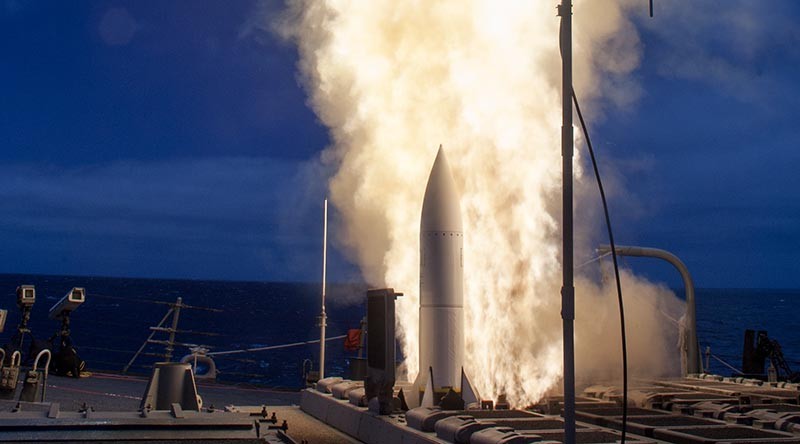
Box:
(635, 1), (800, 106)
(579, 0), (800, 288)
(2, 0), (798, 288)
(2, 0), (27, 15)
(98, 7), (139, 46)
(0, 156), (342, 281)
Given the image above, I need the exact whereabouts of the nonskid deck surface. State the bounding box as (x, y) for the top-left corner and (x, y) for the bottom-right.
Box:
(0, 372), (301, 412)
(302, 375), (800, 443)
(0, 372), (319, 443)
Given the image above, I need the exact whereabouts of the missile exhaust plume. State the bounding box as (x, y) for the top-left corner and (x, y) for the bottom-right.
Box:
(276, 0), (684, 407)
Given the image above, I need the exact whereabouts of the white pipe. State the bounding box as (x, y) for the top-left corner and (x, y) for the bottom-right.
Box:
(319, 199), (328, 379)
(597, 244), (700, 375)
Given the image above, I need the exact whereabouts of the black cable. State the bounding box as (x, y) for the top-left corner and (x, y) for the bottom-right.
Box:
(572, 91), (628, 442)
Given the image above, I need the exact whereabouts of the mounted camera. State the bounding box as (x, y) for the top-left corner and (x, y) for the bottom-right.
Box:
(6, 285), (37, 354)
(49, 287), (85, 320)
(48, 288), (87, 378)
(16, 285), (35, 308)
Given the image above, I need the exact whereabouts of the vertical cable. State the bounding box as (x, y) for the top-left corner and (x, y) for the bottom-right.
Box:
(573, 91), (628, 442)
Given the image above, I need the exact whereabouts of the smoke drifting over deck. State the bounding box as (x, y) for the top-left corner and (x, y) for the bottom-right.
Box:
(277, 1), (683, 406)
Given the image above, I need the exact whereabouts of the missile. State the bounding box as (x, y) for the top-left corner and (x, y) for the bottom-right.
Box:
(415, 145), (478, 408)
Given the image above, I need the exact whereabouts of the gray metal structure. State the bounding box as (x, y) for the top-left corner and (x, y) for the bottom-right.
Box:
(304, 373), (800, 443)
(0, 403), (293, 443)
(558, 1), (576, 443)
(123, 298), (184, 374)
(597, 244), (701, 375)
(140, 362), (201, 411)
(123, 297), (221, 375)
(365, 288), (401, 414)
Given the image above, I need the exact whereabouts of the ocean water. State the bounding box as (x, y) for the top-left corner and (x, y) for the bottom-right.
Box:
(0, 274), (367, 388)
(0, 273), (797, 388)
(695, 288), (800, 376)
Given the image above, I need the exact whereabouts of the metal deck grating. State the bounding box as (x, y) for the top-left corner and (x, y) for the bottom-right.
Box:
(298, 375), (800, 443)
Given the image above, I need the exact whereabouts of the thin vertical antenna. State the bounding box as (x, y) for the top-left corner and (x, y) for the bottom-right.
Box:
(558, 1), (576, 443)
(319, 199), (329, 379)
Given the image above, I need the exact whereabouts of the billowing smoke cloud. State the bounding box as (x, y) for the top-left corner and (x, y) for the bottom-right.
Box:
(275, 1), (684, 406)
(576, 270), (684, 382)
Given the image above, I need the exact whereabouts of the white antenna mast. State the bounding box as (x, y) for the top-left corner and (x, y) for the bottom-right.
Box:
(319, 199), (329, 380)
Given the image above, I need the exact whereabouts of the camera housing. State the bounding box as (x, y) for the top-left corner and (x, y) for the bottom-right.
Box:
(16, 285), (36, 308)
(48, 287), (86, 320)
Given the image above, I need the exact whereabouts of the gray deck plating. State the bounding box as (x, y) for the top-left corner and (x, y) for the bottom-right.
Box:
(0, 372), (301, 411)
(301, 375), (800, 444)
(0, 372), (303, 443)
(6, 373), (799, 443)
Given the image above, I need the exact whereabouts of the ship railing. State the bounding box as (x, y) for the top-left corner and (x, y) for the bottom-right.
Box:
(596, 244), (701, 376)
(123, 297), (220, 375)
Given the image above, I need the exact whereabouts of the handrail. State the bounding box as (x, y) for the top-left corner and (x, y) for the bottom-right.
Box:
(33, 349), (52, 402)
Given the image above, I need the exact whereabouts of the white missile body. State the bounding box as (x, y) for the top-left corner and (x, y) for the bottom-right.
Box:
(418, 146), (466, 396)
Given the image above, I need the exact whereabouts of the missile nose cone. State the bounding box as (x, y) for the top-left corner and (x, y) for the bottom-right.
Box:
(421, 145), (462, 232)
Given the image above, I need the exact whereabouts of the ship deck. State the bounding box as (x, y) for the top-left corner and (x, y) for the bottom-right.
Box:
(4, 372), (800, 443)
(0, 372), (300, 412)
(0, 372), (359, 443)
(302, 374), (800, 444)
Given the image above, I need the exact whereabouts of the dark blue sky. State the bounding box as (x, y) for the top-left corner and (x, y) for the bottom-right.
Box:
(1, 0), (338, 282)
(601, 2), (800, 288)
(1, 1), (799, 288)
